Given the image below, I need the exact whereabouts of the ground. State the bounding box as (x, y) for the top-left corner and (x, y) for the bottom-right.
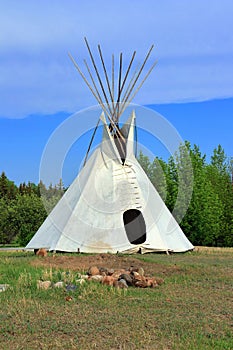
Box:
(31, 252), (182, 278)
(0, 247), (232, 349)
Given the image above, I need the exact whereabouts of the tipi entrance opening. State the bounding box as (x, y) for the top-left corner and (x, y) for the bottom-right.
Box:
(123, 209), (146, 245)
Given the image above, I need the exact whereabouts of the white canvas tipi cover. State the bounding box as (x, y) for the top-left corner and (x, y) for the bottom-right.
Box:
(26, 112), (194, 253)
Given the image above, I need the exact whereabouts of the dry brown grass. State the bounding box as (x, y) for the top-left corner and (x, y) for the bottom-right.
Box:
(194, 246), (233, 253)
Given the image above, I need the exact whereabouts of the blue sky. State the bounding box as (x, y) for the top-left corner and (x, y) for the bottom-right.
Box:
(0, 1), (232, 185)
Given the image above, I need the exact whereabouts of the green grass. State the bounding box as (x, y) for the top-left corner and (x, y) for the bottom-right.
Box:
(0, 249), (232, 349)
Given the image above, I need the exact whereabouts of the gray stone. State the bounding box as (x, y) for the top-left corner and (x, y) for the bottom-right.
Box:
(0, 284), (9, 292)
(99, 267), (108, 275)
(65, 284), (77, 291)
(118, 279), (128, 289)
(119, 273), (133, 286)
(54, 281), (64, 288)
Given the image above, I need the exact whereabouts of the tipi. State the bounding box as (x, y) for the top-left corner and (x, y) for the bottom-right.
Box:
(26, 39), (194, 253)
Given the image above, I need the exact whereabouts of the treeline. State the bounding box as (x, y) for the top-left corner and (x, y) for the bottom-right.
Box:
(0, 174), (64, 246)
(0, 142), (232, 247)
(138, 143), (233, 247)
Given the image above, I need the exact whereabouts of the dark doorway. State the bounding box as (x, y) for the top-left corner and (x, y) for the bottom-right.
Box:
(123, 209), (146, 245)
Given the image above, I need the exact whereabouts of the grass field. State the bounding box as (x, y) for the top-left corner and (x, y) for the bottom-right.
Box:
(0, 248), (232, 349)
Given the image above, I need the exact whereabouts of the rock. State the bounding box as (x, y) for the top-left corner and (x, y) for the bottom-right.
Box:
(113, 280), (119, 288)
(107, 268), (115, 276)
(98, 267), (108, 276)
(102, 275), (116, 286)
(131, 271), (140, 278)
(145, 278), (158, 288)
(113, 279), (128, 289)
(155, 277), (164, 285)
(76, 278), (86, 285)
(119, 273), (133, 286)
(129, 266), (139, 273)
(84, 264), (163, 290)
(36, 248), (47, 257)
(112, 269), (127, 279)
(98, 267), (115, 276)
(118, 279), (128, 289)
(65, 284), (77, 291)
(54, 281), (64, 288)
(78, 274), (89, 280)
(89, 275), (103, 282)
(134, 280), (148, 288)
(0, 284), (10, 292)
(88, 266), (100, 276)
(138, 267), (144, 276)
(37, 280), (51, 290)
(132, 273), (146, 287)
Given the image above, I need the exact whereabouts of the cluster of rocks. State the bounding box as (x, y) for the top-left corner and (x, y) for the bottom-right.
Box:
(36, 265), (164, 291)
(37, 280), (63, 290)
(86, 265), (164, 289)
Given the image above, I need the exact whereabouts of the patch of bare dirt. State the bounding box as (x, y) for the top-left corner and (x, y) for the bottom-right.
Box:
(31, 253), (181, 277)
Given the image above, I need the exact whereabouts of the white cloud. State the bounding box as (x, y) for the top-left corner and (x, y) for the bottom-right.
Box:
(0, 0), (233, 118)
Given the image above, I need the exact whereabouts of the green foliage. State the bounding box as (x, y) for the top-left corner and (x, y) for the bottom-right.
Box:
(39, 180), (65, 214)
(0, 175), (66, 245)
(138, 151), (167, 201)
(0, 198), (13, 244)
(138, 143), (233, 247)
(0, 194), (47, 246)
(178, 143), (224, 246)
(0, 171), (18, 200)
(11, 194), (47, 246)
(206, 145), (233, 246)
(19, 181), (41, 196)
(169, 142), (194, 224)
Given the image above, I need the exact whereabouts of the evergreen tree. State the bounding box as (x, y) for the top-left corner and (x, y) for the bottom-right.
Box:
(0, 198), (12, 244)
(206, 146), (233, 246)
(0, 172), (18, 200)
(0, 172), (9, 198)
